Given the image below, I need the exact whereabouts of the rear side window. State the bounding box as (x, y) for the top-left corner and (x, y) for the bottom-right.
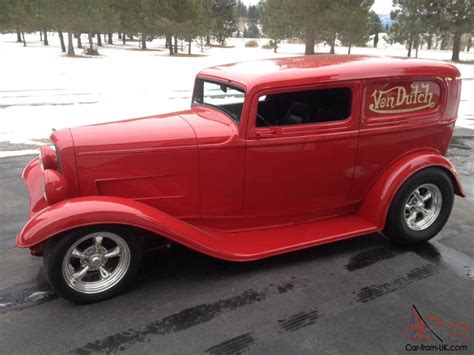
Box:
(256, 87), (351, 127)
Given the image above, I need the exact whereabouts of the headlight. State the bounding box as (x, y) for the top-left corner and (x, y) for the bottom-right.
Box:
(40, 146), (57, 170)
(43, 169), (68, 204)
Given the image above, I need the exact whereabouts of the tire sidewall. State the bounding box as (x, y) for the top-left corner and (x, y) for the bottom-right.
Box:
(43, 225), (142, 304)
(385, 168), (454, 244)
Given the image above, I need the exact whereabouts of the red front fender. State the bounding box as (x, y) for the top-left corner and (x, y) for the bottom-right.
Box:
(358, 151), (465, 229)
(17, 196), (227, 259)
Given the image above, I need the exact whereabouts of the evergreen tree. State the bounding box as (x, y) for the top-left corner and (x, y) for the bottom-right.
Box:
(247, 5), (259, 20)
(211, 0), (237, 45)
(432, 0), (474, 61)
(236, 0), (247, 17)
(1, 0), (37, 46)
(246, 23), (260, 38)
(390, 0), (426, 57)
(261, 0), (290, 53)
(369, 11), (383, 48)
(339, 1), (373, 54)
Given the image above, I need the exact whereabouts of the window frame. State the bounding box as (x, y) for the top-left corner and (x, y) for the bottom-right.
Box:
(192, 78), (247, 125)
(246, 81), (358, 140)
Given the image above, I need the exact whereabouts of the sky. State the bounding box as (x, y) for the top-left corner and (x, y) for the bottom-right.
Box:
(242, 0), (394, 14)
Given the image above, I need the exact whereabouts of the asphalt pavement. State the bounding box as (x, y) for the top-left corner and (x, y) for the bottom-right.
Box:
(0, 128), (473, 354)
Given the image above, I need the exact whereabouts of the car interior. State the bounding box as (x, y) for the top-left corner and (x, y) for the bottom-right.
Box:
(256, 87), (352, 127)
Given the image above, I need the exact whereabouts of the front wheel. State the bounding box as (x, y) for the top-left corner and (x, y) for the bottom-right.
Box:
(43, 226), (142, 304)
(383, 168), (454, 245)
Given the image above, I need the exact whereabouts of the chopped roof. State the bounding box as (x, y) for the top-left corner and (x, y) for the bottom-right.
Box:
(198, 55), (460, 92)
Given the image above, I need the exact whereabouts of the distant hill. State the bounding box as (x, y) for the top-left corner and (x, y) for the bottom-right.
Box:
(377, 14), (394, 28)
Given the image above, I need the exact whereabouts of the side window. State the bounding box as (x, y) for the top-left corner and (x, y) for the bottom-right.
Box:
(256, 87), (351, 127)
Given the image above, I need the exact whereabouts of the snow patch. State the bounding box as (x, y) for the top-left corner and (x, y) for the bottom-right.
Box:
(0, 32), (473, 154)
(25, 290), (54, 302)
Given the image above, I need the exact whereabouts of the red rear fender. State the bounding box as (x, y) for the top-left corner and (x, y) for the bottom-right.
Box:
(358, 151), (464, 228)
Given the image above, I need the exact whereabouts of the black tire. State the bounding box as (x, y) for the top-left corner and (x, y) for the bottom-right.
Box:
(43, 225), (142, 304)
(383, 167), (454, 245)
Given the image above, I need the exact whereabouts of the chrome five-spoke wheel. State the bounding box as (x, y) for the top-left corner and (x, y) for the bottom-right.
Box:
(384, 168), (454, 245)
(404, 184), (442, 231)
(62, 231), (131, 294)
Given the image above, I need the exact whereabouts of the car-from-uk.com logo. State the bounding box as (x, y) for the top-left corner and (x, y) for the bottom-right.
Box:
(403, 305), (470, 352)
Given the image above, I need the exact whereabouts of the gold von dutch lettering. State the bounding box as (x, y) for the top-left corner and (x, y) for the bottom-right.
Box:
(369, 82), (436, 114)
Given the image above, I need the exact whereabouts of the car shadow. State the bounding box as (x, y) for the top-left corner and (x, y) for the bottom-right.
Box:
(134, 232), (444, 290)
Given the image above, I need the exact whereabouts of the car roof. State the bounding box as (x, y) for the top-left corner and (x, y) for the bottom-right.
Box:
(197, 55), (461, 93)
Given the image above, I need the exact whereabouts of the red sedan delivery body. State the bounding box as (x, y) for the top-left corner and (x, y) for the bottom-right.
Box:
(17, 55), (464, 303)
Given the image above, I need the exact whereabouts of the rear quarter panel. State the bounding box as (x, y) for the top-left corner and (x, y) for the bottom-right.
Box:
(349, 75), (460, 202)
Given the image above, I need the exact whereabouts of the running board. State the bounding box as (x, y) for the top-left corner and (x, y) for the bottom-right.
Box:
(200, 215), (379, 261)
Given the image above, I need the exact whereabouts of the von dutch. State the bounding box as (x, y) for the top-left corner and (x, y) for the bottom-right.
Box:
(369, 83), (436, 114)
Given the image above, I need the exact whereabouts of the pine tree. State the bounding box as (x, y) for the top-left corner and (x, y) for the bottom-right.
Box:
(1, 0), (37, 46)
(261, 0), (290, 52)
(339, 1), (373, 54)
(431, 0), (474, 61)
(369, 11), (383, 48)
(211, 0), (237, 45)
(390, 0), (426, 57)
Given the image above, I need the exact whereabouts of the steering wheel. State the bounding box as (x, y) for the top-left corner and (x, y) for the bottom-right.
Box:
(256, 113), (272, 127)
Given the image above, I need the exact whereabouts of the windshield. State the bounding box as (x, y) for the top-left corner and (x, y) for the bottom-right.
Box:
(192, 79), (245, 124)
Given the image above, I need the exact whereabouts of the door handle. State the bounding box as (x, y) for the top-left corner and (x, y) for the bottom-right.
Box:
(255, 127), (282, 138)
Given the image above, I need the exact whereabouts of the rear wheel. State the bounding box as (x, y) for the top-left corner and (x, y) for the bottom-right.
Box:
(383, 168), (454, 245)
(44, 226), (142, 304)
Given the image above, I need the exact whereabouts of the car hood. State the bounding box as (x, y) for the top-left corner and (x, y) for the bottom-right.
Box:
(69, 107), (238, 155)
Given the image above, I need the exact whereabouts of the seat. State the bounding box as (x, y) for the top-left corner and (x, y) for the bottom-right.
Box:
(277, 101), (310, 126)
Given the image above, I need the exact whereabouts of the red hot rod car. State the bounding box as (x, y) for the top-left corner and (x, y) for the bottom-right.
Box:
(18, 55), (464, 303)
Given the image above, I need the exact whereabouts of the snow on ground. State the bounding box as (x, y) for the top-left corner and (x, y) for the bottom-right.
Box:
(0, 33), (473, 157)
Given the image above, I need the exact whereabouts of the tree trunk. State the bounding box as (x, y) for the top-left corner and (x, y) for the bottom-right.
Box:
(373, 32), (379, 48)
(427, 33), (432, 50)
(97, 33), (103, 46)
(168, 34), (174, 55)
(274, 43), (277, 53)
(451, 30), (462, 62)
(43, 30), (48, 45)
(407, 37), (413, 57)
(88, 32), (93, 53)
(206, 35), (211, 46)
(188, 40), (191, 55)
(348, 44), (351, 54)
(329, 35), (336, 54)
(141, 33), (147, 50)
(77, 34), (82, 48)
(467, 35), (472, 52)
(16, 30), (22, 42)
(304, 29), (316, 55)
(108, 32), (113, 45)
(67, 31), (75, 56)
(118, 33), (122, 39)
(21, 32), (26, 47)
(40, 31), (43, 41)
(180, 40), (184, 52)
(122, 33), (126, 45)
(58, 29), (66, 52)
(174, 36), (178, 54)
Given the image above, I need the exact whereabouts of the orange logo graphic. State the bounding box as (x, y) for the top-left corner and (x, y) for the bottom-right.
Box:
(402, 305), (470, 343)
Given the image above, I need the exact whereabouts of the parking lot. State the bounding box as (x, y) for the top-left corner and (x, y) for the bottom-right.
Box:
(0, 128), (473, 354)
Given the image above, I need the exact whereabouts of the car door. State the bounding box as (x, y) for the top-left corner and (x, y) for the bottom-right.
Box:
(243, 81), (361, 220)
